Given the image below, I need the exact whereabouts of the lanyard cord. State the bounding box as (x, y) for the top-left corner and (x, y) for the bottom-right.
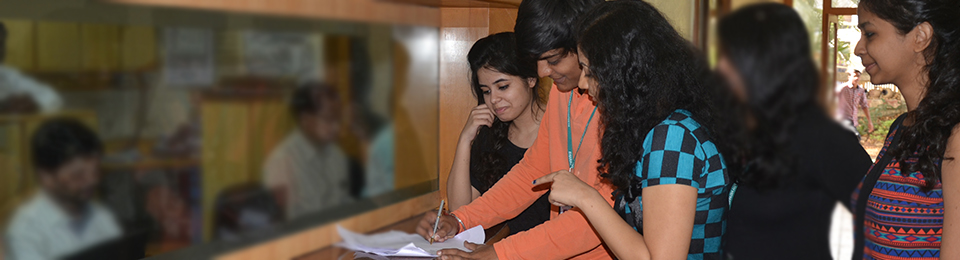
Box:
(567, 92), (598, 171)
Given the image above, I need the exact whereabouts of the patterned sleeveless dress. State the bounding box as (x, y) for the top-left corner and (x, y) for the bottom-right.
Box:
(852, 114), (943, 259)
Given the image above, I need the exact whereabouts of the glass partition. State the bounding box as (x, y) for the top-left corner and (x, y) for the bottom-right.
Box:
(0, 0), (438, 258)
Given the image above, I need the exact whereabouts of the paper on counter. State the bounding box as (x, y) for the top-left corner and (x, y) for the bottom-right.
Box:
(336, 225), (485, 257)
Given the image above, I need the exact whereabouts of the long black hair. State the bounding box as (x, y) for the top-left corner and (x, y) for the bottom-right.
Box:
(577, 0), (740, 191)
(718, 3), (820, 189)
(466, 32), (543, 189)
(860, 0), (960, 191)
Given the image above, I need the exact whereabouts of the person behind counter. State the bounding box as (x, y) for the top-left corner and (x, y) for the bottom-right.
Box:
(262, 82), (363, 220)
(5, 118), (122, 260)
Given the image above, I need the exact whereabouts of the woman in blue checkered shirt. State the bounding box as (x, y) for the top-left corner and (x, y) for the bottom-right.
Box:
(533, 1), (741, 259)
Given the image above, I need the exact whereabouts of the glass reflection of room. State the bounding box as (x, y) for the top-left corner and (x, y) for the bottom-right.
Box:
(0, 0), (439, 258)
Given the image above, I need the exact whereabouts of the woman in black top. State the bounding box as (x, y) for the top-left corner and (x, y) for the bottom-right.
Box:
(715, 4), (873, 259)
(445, 32), (550, 234)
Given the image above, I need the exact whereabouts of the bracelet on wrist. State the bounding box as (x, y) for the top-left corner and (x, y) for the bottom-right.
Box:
(449, 212), (466, 233)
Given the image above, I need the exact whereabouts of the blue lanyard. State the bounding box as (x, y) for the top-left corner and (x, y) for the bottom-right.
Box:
(567, 92), (598, 171)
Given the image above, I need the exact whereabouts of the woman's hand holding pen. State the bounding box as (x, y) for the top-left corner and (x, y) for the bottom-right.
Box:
(415, 210), (459, 243)
(533, 170), (599, 209)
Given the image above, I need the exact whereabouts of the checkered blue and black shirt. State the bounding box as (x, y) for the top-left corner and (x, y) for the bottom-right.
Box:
(617, 109), (731, 260)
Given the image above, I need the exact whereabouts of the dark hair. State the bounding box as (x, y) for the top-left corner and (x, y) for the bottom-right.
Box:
(859, 0), (960, 191)
(467, 32), (543, 188)
(289, 82), (339, 120)
(577, 0), (740, 191)
(515, 0), (603, 60)
(0, 21), (7, 62)
(31, 118), (103, 173)
(718, 3), (819, 189)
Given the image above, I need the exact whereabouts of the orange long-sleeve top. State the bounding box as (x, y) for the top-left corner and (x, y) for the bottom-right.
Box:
(451, 85), (616, 260)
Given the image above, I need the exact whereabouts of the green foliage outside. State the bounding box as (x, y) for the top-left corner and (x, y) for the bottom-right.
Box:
(795, 0), (823, 65)
(836, 37), (852, 65)
(857, 98), (907, 143)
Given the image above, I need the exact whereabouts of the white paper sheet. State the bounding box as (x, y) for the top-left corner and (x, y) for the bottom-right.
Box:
(336, 225), (485, 257)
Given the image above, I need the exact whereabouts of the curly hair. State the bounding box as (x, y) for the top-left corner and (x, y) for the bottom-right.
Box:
(576, 0), (741, 191)
(466, 32), (544, 188)
(718, 3), (821, 190)
(860, 0), (960, 191)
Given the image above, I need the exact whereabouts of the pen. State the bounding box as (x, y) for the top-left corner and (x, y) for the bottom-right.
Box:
(429, 199), (445, 244)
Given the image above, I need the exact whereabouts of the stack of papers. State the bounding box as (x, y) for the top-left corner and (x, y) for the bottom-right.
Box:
(336, 225), (485, 257)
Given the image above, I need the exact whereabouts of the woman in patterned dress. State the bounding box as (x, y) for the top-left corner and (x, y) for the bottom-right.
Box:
(850, 0), (960, 258)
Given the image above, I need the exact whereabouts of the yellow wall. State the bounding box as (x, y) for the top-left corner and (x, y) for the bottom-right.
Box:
(120, 26), (158, 71)
(36, 22), (82, 72)
(646, 0), (789, 41)
(200, 96), (292, 240)
(731, 0), (786, 10)
(2, 20), (36, 70)
(647, 0), (696, 41)
(2, 20), (159, 73)
(81, 24), (122, 72)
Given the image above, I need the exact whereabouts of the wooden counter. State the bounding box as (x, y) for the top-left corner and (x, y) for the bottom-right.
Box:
(295, 215), (509, 260)
(214, 190), (441, 260)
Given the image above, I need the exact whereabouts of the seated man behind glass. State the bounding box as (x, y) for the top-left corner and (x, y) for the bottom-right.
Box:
(263, 82), (358, 220)
(5, 118), (121, 260)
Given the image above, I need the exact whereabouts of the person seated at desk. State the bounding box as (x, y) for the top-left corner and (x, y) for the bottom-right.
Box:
(4, 118), (122, 260)
(0, 22), (62, 114)
(263, 82), (361, 220)
(445, 32), (549, 235)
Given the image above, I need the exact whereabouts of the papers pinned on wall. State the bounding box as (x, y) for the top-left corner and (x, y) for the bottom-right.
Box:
(241, 31), (321, 79)
(336, 225), (485, 258)
(162, 27), (215, 87)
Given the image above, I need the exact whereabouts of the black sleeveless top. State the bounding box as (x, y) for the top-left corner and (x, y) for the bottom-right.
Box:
(469, 128), (551, 235)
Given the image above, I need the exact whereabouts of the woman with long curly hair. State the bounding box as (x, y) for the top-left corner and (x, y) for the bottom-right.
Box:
(445, 32), (549, 235)
(715, 4), (873, 259)
(534, 0), (739, 259)
(850, 0), (960, 258)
